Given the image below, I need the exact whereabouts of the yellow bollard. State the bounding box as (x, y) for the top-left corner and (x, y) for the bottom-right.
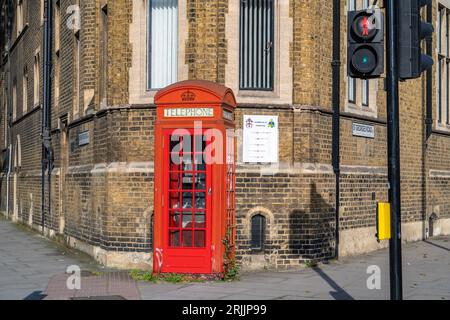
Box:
(376, 202), (391, 242)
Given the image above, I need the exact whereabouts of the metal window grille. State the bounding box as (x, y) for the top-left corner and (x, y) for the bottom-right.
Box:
(239, 0), (275, 91)
(438, 6), (448, 125)
(362, 0), (370, 10)
(439, 56), (443, 123)
(362, 79), (369, 106)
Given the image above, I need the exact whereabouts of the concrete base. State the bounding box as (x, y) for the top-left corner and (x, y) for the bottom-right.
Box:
(240, 254), (270, 271)
(66, 236), (153, 270)
(433, 217), (450, 236)
(339, 218), (450, 257)
(3, 209), (449, 270)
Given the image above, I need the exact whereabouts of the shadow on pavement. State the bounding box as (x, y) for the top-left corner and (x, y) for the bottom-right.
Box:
(23, 291), (47, 300)
(423, 240), (450, 252)
(312, 267), (354, 300)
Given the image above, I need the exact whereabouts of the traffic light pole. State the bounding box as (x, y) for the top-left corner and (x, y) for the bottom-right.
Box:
(385, 0), (403, 300)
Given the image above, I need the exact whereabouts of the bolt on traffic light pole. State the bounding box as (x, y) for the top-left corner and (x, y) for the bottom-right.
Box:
(385, 0), (403, 300)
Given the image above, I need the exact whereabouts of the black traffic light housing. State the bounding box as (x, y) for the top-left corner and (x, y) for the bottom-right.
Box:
(348, 9), (385, 79)
(398, 0), (434, 80)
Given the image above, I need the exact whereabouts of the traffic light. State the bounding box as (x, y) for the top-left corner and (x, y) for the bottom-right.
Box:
(398, 0), (434, 80)
(348, 8), (384, 79)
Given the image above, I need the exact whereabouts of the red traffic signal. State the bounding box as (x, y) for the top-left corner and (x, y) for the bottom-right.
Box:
(347, 9), (384, 79)
(352, 13), (378, 40)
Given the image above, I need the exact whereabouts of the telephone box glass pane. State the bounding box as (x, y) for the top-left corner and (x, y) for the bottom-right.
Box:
(194, 231), (206, 248)
(195, 192), (206, 209)
(194, 213), (205, 228)
(195, 173), (206, 190)
(169, 230), (180, 247)
(182, 192), (193, 209)
(182, 156), (193, 171)
(182, 212), (193, 228)
(170, 136), (181, 153)
(170, 212), (181, 228)
(169, 172), (180, 189)
(182, 230), (193, 247)
(182, 172), (194, 190)
(169, 191), (180, 209)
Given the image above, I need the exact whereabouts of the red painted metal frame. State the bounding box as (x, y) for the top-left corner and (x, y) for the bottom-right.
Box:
(161, 129), (212, 273)
(153, 80), (237, 275)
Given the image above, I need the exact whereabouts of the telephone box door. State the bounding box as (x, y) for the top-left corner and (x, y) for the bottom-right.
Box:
(162, 129), (212, 273)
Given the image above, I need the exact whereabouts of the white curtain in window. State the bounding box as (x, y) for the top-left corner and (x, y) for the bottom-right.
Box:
(348, 0), (356, 11)
(148, 0), (178, 89)
(348, 76), (355, 103)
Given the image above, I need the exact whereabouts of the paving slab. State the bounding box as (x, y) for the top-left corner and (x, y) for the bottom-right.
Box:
(1, 218), (449, 300)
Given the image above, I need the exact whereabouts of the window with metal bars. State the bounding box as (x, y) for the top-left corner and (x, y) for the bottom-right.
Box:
(251, 214), (266, 251)
(239, 0), (275, 91)
(438, 5), (450, 126)
(362, 79), (369, 107)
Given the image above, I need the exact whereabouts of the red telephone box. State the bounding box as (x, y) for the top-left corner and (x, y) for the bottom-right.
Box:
(153, 80), (236, 275)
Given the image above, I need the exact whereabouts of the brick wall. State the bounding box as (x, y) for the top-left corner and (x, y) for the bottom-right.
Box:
(0, 0), (449, 271)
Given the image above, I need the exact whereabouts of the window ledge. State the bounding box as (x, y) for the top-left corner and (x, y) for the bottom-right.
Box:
(9, 24), (29, 54)
(435, 123), (450, 134)
(237, 90), (278, 99)
(11, 104), (41, 126)
(345, 103), (378, 118)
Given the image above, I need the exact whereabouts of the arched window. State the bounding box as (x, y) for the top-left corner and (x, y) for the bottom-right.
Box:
(14, 135), (21, 169)
(251, 214), (266, 251)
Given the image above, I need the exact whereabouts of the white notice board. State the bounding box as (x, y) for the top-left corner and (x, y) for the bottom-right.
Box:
(243, 115), (279, 163)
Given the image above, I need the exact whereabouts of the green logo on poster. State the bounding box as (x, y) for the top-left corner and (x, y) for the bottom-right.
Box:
(268, 119), (276, 128)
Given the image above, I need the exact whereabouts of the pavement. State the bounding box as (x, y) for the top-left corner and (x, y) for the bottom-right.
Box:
(0, 217), (449, 300)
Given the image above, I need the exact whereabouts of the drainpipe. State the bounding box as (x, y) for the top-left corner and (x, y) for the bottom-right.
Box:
(41, 0), (53, 233)
(424, 2), (433, 239)
(332, 0), (341, 259)
(5, 0), (13, 218)
(425, 2), (432, 140)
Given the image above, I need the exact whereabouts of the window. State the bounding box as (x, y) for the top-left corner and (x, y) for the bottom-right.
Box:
(362, 79), (369, 106)
(54, 1), (61, 110)
(438, 5), (450, 126)
(348, 0), (356, 10)
(23, 67), (28, 113)
(147, 0), (178, 90)
(251, 214), (266, 251)
(55, 0), (61, 53)
(14, 135), (21, 168)
(54, 1), (61, 109)
(17, 0), (24, 36)
(73, 0), (81, 117)
(73, 31), (80, 117)
(3, 91), (7, 148)
(239, 0), (274, 91)
(40, 0), (44, 25)
(54, 53), (60, 108)
(33, 52), (40, 106)
(100, 4), (108, 108)
(12, 81), (17, 121)
(348, 77), (356, 103)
